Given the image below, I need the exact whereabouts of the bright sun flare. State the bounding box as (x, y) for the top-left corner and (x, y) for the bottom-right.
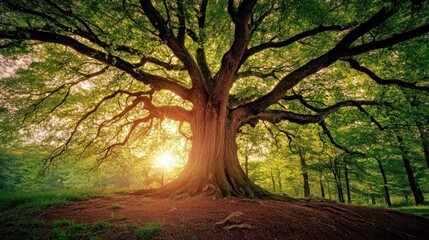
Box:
(156, 153), (175, 170)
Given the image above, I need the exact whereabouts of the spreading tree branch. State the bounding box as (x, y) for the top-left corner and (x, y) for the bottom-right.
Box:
(139, 0), (206, 95)
(249, 7), (273, 36)
(214, 0), (257, 100)
(346, 23), (429, 56)
(22, 66), (109, 124)
(139, 56), (186, 71)
(195, 0), (212, 82)
(232, 6), (418, 121)
(344, 58), (429, 92)
(44, 88), (191, 164)
(176, 0), (186, 45)
(103, 115), (153, 159)
(242, 100), (379, 126)
(319, 121), (365, 155)
(234, 69), (279, 81)
(281, 94), (322, 113)
(242, 25), (349, 64)
(0, 29), (192, 101)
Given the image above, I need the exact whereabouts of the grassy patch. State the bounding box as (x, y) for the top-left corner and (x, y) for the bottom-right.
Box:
(110, 204), (123, 210)
(395, 205), (429, 216)
(0, 189), (107, 240)
(91, 220), (114, 232)
(0, 189), (105, 209)
(134, 220), (165, 240)
(48, 219), (88, 240)
(109, 212), (127, 222)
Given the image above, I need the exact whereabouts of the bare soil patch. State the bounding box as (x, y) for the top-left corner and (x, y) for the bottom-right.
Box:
(40, 194), (429, 239)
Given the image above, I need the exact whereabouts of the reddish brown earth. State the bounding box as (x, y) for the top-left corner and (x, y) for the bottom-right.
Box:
(41, 194), (429, 240)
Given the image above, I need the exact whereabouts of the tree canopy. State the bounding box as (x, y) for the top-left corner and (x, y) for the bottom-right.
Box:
(1, 0), (428, 199)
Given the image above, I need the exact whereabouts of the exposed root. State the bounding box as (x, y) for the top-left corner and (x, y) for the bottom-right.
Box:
(215, 211), (243, 225)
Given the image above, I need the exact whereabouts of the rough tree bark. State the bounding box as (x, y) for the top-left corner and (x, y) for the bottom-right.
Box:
(155, 103), (270, 198)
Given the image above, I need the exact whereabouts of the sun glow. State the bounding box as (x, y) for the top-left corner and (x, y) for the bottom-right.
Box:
(155, 153), (176, 170)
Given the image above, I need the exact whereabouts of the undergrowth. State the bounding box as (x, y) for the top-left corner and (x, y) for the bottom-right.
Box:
(0, 189), (108, 240)
(394, 204), (429, 216)
(134, 220), (165, 240)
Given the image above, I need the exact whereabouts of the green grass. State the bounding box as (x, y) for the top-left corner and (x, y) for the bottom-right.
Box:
(0, 189), (106, 211)
(109, 212), (127, 222)
(48, 219), (88, 240)
(110, 204), (123, 209)
(91, 220), (114, 232)
(0, 189), (108, 240)
(134, 220), (165, 240)
(395, 204), (429, 216)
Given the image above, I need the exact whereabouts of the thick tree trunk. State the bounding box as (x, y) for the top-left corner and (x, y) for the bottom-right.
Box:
(376, 159), (391, 207)
(397, 135), (425, 205)
(299, 152), (311, 198)
(156, 105), (270, 198)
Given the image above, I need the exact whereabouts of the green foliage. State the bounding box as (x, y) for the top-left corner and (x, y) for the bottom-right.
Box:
(134, 221), (165, 240)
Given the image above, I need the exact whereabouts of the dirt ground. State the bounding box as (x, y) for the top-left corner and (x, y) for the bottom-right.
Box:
(40, 194), (429, 240)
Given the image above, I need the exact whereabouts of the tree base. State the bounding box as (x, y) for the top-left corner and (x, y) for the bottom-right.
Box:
(131, 175), (294, 201)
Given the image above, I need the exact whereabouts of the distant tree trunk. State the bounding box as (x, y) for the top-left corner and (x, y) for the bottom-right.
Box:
(336, 177), (344, 203)
(327, 180), (332, 200)
(417, 184), (424, 202)
(270, 168), (276, 193)
(376, 159), (391, 207)
(406, 93), (429, 169)
(416, 121), (429, 168)
(160, 169), (164, 187)
(332, 158), (344, 203)
(299, 152), (311, 198)
(320, 172), (325, 198)
(244, 155), (249, 177)
(277, 170), (282, 193)
(397, 135), (425, 205)
(344, 163), (351, 204)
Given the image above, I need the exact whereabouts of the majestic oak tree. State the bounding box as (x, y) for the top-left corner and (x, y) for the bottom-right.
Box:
(1, 0), (428, 198)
